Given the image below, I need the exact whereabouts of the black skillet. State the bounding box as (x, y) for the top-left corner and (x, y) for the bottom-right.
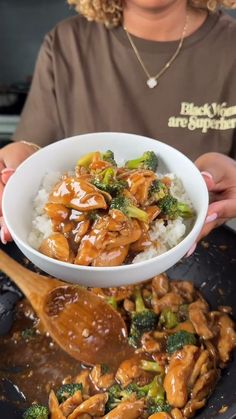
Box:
(0, 225), (235, 419)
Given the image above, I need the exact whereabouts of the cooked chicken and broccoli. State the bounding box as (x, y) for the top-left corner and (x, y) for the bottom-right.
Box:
(29, 150), (194, 266)
(22, 274), (236, 419)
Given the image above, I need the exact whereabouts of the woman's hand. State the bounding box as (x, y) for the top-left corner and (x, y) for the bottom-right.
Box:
(195, 152), (236, 242)
(0, 142), (37, 243)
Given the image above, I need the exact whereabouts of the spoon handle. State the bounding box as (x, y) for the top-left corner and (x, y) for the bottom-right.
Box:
(0, 249), (58, 300)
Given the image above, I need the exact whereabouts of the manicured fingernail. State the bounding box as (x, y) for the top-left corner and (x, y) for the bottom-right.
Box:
(0, 228), (7, 245)
(201, 171), (213, 180)
(186, 242), (197, 257)
(1, 168), (15, 175)
(205, 212), (218, 224)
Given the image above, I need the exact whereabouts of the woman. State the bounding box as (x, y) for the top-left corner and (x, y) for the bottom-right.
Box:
(0, 0), (236, 246)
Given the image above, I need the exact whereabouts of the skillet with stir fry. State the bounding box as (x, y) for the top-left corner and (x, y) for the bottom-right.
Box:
(39, 150), (194, 266)
(22, 274), (236, 419)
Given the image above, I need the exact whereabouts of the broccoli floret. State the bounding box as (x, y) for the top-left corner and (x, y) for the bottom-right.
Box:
(129, 288), (158, 348)
(121, 375), (164, 401)
(140, 360), (164, 374)
(124, 376), (164, 400)
(149, 179), (169, 202)
(178, 304), (189, 322)
(101, 363), (110, 374)
(159, 308), (178, 329)
(77, 152), (97, 168)
(21, 328), (36, 341)
(158, 195), (193, 219)
(87, 210), (101, 222)
(147, 401), (172, 416)
(125, 151), (158, 172)
(166, 330), (197, 355)
(110, 196), (148, 223)
(56, 383), (83, 403)
(92, 168), (127, 196)
(77, 150), (117, 168)
(123, 382), (147, 399)
(106, 377), (166, 413)
(23, 405), (49, 419)
(101, 150), (117, 166)
(106, 296), (118, 310)
(105, 384), (123, 412)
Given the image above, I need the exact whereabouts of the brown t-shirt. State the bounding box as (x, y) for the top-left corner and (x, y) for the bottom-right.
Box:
(13, 11), (236, 161)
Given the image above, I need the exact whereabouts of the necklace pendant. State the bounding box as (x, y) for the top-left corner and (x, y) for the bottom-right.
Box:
(147, 78), (158, 89)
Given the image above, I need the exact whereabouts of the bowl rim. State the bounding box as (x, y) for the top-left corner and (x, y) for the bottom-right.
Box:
(3, 132), (209, 272)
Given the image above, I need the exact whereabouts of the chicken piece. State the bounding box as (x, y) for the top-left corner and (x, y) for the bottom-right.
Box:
(108, 286), (135, 301)
(218, 306), (233, 315)
(172, 321), (195, 334)
(216, 314), (236, 362)
(44, 203), (70, 222)
(171, 408), (184, 419)
(188, 350), (209, 387)
(152, 292), (183, 315)
(164, 345), (198, 408)
(67, 393), (108, 419)
(49, 177), (107, 211)
(115, 357), (148, 387)
(75, 213), (141, 266)
(105, 219), (142, 249)
(102, 399), (144, 419)
(60, 390), (83, 416)
(107, 209), (130, 229)
(183, 399), (206, 418)
(75, 370), (90, 395)
(122, 170), (157, 206)
(188, 300), (214, 340)
(39, 232), (70, 262)
(49, 390), (66, 419)
(152, 274), (170, 298)
(140, 332), (161, 353)
(74, 235), (102, 265)
(89, 151), (112, 171)
(73, 219), (91, 243)
(90, 364), (115, 390)
(129, 222), (152, 253)
(148, 414), (172, 419)
(75, 164), (90, 178)
(170, 281), (195, 303)
(146, 205), (162, 222)
(92, 245), (129, 267)
(123, 298), (135, 313)
(191, 369), (219, 400)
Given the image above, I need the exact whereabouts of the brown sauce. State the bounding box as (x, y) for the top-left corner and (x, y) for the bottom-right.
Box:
(0, 300), (84, 405)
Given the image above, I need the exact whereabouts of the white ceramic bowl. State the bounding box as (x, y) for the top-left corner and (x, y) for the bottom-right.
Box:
(3, 133), (208, 287)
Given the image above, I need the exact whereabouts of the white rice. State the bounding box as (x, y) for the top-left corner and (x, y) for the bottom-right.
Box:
(28, 171), (194, 263)
(28, 171), (61, 249)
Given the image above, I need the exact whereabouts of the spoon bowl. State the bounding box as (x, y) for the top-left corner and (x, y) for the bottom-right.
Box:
(0, 249), (133, 367)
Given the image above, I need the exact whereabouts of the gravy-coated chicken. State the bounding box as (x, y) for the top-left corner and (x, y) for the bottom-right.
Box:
(37, 149), (194, 266)
(22, 274), (235, 419)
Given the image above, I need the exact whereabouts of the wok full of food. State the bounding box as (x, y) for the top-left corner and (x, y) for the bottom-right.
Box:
(29, 150), (194, 267)
(8, 273), (235, 419)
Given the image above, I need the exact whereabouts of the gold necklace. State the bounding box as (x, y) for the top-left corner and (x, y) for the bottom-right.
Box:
(124, 14), (189, 89)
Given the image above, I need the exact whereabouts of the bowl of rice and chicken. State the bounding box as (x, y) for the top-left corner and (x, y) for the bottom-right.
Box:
(2, 133), (208, 287)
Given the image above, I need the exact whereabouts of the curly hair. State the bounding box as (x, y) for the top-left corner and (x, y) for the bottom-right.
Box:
(67, 0), (236, 27)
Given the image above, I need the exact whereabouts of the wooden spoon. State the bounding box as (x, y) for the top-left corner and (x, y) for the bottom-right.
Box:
(0, 249), (134, 368)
